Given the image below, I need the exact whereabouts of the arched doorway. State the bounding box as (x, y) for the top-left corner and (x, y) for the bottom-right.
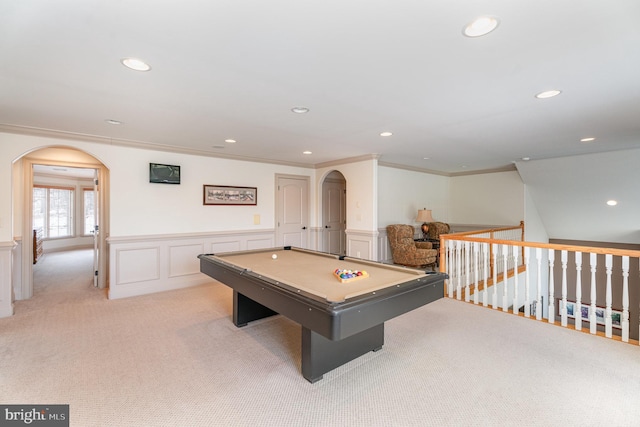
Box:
(15, 146), (109, 301)
(321, 170), (346, 255)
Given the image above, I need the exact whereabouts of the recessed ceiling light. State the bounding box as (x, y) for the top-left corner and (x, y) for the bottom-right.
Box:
(105, 119), (122, 125)
(463, 16), (500, 37)
(580, 137), (596, 142)
(521, 157), (530, 161)
(423, 157), (430, 160)
(380, 132), (393, 137)
(121, 57), (151, 71)
(225, 139), (236, 143)
(607, 200), (618, 206)
(303, 151), (312, 155)
(291, 107), (309, 114)
(535, 90), (562, 99)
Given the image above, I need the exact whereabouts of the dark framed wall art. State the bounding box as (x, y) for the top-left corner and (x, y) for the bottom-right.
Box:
(203, 185), (257, 205)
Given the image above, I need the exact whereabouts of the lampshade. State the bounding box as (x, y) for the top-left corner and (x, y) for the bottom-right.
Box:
(416, 209), (434, 223)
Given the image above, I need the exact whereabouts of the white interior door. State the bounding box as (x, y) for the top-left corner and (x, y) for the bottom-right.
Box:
(322, 178), (346, 255)
(276, 175), (309, 248)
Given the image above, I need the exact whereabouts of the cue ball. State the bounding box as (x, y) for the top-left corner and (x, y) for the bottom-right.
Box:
(272, 254), (278, 259)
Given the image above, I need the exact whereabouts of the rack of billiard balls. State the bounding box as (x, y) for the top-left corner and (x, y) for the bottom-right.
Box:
(333, 268), (369, 283)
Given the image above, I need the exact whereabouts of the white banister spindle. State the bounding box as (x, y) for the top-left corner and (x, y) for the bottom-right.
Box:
(560, 250), (568, 327)
(492, 244), (498, 309)
(605, 254), (613, 338)
(456, 240), (462, 300)
(622, 256), (629, 342)
(447, 240), (454, 297)
(548, 250), (555, 325)
(512, 245), (519, 314)
(589, 253), (597, 335)
(482, 242), (489, 307)
(502, 244), (509, 312)
(575, 252), (582, 331)
(473, 242), (479, 305)
(524, 247), (530, 318)
(464, 241), (471, 302)
(536, 248), (542, 320)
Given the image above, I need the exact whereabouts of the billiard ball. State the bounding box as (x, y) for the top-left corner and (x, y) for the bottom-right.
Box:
(272, 254), (278, 259)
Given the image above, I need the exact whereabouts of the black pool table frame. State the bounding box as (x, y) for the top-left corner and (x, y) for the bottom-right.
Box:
(199, 247), (445, 383)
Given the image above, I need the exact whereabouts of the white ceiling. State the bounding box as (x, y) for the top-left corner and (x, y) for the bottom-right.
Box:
(1, 1), (640, 174)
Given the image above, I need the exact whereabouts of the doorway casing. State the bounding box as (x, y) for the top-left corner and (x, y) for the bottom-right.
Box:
(17, 147), (109, 300)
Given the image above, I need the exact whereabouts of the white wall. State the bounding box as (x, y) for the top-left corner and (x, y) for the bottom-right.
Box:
(523, 185), (549, 244)
(378, 166), (450, 227)
(516, 149), (640, 244)
(450, 170), (525, 226)
(316, 157), (379, 259)
(2, 132), (314, 239)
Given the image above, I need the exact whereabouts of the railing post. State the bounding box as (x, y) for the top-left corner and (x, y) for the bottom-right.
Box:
(536, 248), (542, 321)
(605, 254), (613, 338)
(622, 256), (629, 342)
(482, 242), (489, 307)
(561, 250), (568, 327)
(502, 244), (508, 312)
(575, 252), (582, 331)
(524, 247), (530, 318)
(548, 249), (555, 325)
(589, 253), (597, 335)
(512, 245), (519, 314)
(473, 242), (479, 305)
(492, 244), (498, 309)
(456, 240), (462, 300)
(446, 240), (454, 298)
(464, 241), (471, 302)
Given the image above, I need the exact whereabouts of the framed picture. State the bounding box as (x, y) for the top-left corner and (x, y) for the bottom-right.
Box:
(150, 163), (180, 184)
(203, 185), (257, 205)
(561, 299), (622, 329)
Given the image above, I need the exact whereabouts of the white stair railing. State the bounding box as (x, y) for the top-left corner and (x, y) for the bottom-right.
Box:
(441, 226), (640, 345)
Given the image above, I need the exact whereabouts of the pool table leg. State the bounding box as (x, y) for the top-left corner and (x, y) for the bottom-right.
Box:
(233, 291), (278, 327)
(301, 323), (384, 383)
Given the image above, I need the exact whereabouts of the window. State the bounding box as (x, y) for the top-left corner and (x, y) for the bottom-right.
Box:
(33, 185), (74, 238)
(83, 188), (96, 236)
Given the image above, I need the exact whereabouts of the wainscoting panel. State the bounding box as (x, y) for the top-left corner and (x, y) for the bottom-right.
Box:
(345, 229), (378, 261)
(0, 241), (17, 318)
(168, 243), (204, 278)
(116, 247), (160, 285)
(108, 230), (276, 299)
(247, 237), (275, 250)
(209, 240), (242, 254)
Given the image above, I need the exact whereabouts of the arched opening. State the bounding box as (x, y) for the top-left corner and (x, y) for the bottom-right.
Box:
(320, 170), (346, 255)
(13, 146), (109, 303)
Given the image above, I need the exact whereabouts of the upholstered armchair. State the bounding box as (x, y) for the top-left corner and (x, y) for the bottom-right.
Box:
(386, 224), (437, 268)
(426, 222), (450, 240)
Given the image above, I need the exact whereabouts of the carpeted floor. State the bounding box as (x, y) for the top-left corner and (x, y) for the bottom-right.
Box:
(2, 249), (640, 426)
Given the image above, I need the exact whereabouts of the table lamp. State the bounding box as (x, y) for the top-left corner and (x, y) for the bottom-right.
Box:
(416, 209), (434, 240)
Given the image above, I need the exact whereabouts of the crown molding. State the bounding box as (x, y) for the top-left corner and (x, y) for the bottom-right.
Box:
(315, 154), (381, 169)
(0, 124), (312, 169)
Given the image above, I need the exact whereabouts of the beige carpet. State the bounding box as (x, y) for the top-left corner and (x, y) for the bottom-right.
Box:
(2, 249), (640, 426)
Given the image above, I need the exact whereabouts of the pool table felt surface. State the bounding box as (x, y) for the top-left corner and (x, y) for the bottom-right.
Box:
(206, 247), (428, 303)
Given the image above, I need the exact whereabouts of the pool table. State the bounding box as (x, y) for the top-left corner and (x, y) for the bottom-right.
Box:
(198, 246), (445, 382)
